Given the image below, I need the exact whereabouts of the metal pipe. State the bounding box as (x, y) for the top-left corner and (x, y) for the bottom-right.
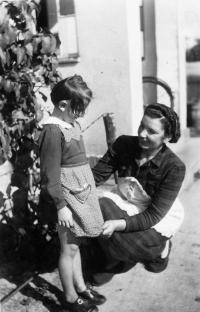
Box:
(0, 271), (39, 305)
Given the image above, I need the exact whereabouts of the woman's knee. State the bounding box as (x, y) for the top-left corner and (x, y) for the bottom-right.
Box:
(99, 197), (124, 220)
(99, 198), (109, 217)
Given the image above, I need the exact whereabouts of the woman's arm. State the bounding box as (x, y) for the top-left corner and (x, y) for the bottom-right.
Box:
(124, 163), (186, 232)
(92, 138), (121, 186)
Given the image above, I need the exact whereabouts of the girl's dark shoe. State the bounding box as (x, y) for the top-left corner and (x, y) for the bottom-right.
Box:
(63, 297), (98, 312)
(78, 284), (106, 305)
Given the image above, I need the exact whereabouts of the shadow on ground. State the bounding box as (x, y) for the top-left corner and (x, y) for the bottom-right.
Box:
(0, 222), (65, 311)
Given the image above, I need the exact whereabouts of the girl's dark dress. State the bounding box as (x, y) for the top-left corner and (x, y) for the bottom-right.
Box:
(39, 117), (104, 237)
(92, 135), (186, 273)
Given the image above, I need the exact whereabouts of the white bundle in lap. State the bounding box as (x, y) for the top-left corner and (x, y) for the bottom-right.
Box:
(101, 177), (184, 238)
(117, 177), (150, 209)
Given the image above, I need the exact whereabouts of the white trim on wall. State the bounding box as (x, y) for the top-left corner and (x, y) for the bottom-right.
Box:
(126, 0), (143, 135)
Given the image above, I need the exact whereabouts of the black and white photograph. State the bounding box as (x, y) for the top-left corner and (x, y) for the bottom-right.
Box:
(0, 0), (200, 311)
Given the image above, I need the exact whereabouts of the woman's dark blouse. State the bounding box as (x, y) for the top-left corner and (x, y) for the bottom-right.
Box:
(92, 135), (186, 233)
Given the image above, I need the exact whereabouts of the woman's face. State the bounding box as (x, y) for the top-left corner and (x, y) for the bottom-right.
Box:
(138, 114), (168, 152)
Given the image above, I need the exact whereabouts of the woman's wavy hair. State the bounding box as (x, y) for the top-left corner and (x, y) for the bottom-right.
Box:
(144, 103), (181, 143)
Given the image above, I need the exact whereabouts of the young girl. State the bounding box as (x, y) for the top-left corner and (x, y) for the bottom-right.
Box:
(39, 75), (105, 312)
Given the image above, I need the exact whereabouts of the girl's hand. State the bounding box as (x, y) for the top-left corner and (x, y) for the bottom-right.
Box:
(102, 219), (126, 238)
(58, 206), (74, 228)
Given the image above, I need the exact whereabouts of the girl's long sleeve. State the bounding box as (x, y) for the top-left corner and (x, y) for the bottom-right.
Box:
(39, 126), (66, 210)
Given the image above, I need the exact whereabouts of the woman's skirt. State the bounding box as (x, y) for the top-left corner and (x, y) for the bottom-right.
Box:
(97, 197), (169, 273)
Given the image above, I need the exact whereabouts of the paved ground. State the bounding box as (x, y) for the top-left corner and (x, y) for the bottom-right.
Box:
(1, 137), (200, 312)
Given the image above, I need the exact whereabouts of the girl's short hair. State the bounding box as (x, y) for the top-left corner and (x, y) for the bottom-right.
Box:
(50, 75), (92, 116)
(144, 103), (181, 143)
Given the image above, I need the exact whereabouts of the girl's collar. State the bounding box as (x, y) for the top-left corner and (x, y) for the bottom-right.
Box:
(43, 116), (72, 129)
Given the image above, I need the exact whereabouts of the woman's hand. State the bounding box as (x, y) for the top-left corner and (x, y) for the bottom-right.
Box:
(102, 219), (126, 238)
(58, 206), (74, 228)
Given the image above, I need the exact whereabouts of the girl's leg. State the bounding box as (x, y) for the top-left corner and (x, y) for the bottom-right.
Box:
(58, 225), (79, 303)
(73, 247), (87, 293)
(73, 243), (107, 306)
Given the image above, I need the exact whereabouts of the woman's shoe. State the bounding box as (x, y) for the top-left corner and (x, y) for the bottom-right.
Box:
(63, 297), (98, 312)
(78, 284), (106, 305)
(144, 240), (172, 273)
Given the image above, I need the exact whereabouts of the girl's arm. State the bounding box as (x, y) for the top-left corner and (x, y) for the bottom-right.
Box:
(39, 126), (66, 210)
(123, 163), (186, 232)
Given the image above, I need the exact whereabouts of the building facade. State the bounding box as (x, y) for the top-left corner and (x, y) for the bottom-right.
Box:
(41, 0), (189, 156)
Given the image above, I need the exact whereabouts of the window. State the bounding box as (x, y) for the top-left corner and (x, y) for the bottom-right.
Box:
(37, 0), (79, 63)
